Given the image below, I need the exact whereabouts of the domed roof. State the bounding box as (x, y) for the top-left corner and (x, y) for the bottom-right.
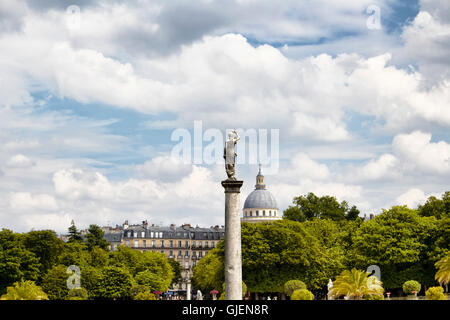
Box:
(244, 189), (278, 209)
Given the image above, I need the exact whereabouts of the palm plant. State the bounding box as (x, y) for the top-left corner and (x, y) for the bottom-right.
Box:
(328, 268), (384, 300)
(435, 253), (450, 292)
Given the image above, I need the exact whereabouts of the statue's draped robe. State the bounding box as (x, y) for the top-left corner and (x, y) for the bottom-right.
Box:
(224, 139), (236, 179)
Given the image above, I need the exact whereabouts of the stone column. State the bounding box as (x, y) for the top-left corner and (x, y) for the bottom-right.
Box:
(221, 180), (243, 300)
(186, 279), (191, 300)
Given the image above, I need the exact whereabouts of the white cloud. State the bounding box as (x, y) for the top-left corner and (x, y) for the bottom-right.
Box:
(395, 188), (427, 208)
(9, 192), (58, 211)
(393, 131), (450, 175)
(6, 154), (34, 168)
(354, 153), (398, 181)
(277, 153), (330, 182)
(0, 1), (449, 232)
(136, 155), (193, 182)
(400, 10), (450, 84)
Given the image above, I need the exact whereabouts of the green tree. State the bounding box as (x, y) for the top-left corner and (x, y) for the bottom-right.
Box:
(110, 245), (141, 274)
(80, 265), (101, 299)
(90, 246), (109, 268)
(134, 291), (156, 300)
(328, 269), (384, 300)
(135, 270), (169, 292)
(0, 280), (48, 300)
(85, 225), (109, 251)
(284, 280), (306, 297)
(0, 229), (41, 292)
(418, 191), (450, 219)
(351, 206), (436, 288)
(130, 284), (150, 299)
(95, 266), (134, 300)
(346, 206), (360, 221)
(168, 258), (182, 285)
(57, 241), (91, 269)
(23, 230), (64, 275)
(67, 220), (83, 243)
(41, 265), (70, 300)
(282, 206), (306, 222)
(285, 192), (357, 221)
(192, 248), (224, 293)
(240, 220), (333, 293)
(136, 251), (174, 287)
(291, 289), (314, 300)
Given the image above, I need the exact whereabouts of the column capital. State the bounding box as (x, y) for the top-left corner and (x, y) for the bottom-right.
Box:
(221, 180), (243, 193)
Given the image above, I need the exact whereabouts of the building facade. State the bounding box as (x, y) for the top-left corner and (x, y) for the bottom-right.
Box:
(103, 221), (225, 291)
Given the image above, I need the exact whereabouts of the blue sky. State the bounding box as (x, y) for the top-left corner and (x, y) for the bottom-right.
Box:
(0, 0), (449, 232)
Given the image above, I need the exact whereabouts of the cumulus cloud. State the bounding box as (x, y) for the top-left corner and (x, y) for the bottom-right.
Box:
(6, 154), (34, 168)
(395, 188), (427, 208)
(277, 153), (330, 182)
(400, 8), (450, 84)
(136, 156), (193, 182)
(393, 131), (450, 175)
(0, 0), (449, 232)
(9, 192), (58, 211)
(354, 153), (398, 181)
(2, 8), (449, 140)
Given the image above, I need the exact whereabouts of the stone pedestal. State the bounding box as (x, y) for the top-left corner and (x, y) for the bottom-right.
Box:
(221, 179), (243, 300)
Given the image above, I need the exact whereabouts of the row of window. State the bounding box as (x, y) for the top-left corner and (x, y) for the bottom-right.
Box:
(166, 250), (206, 259)
(243, 209), (278, 217)
(124, 230), (224, 239)
(125, 239), (216, 249)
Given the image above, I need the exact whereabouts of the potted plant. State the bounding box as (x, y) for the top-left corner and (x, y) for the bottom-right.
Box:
(402, 280), (421, 300)
(210, 289), (219, 300)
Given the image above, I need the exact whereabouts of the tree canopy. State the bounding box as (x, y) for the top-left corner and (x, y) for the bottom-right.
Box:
(283, 192), (360, 222)
(0, 223), (176, 300)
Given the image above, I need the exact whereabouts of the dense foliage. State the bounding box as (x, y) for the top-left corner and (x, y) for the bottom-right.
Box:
(284, 280), (307, 297)
(0, 223), (175, 300)
(291, 289), (314, 300)
(328, 269), (384, 300)
(192, 191), (449, 298)
(0, 280), (48, 300)
(425, 286), (447, 300)
(1, 190), (449, 300)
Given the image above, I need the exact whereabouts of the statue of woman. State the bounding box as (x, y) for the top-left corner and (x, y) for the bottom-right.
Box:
(223, 130), (240, 180)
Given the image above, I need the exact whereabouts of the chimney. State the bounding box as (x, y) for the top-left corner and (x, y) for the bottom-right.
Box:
(123, 220), (129, 230)
(170, 224), (176, 230)
(142, 220), (148, 228)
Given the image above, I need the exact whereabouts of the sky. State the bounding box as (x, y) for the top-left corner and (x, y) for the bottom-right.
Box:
(0, 0), (449, 233)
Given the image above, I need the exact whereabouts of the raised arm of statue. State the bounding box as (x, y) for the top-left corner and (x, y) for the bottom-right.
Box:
(232, 130), (240, 143)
